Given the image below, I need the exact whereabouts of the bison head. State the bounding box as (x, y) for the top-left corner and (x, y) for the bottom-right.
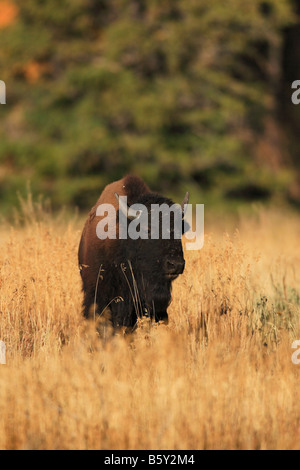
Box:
(114, 191), (189, 321)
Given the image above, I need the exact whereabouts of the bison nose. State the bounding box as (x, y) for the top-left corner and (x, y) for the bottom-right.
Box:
(164, 259), (185, 275)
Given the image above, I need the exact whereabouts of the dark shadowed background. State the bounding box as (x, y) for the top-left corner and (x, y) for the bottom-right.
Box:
(0, 0), (300, 216)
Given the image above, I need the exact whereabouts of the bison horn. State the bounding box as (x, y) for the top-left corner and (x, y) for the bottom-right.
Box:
(115, 192), (141, 221)
(181, 192), (189, 216)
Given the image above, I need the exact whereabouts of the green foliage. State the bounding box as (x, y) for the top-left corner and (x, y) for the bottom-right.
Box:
(0, 0), (295, 213)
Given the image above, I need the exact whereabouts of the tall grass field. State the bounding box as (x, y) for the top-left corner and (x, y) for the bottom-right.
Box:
(0, 197), (300, 450)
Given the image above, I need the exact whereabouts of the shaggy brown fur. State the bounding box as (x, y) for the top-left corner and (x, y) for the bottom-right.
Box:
(78, 175), (186, 329)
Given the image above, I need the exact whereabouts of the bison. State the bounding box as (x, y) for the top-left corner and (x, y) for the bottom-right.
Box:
(78, 175), (188, 329)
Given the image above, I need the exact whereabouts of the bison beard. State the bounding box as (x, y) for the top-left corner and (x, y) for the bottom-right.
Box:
(78, 175), (188, 330)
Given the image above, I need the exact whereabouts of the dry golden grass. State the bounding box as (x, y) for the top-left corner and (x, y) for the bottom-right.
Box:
(0, 199), (300, 450)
